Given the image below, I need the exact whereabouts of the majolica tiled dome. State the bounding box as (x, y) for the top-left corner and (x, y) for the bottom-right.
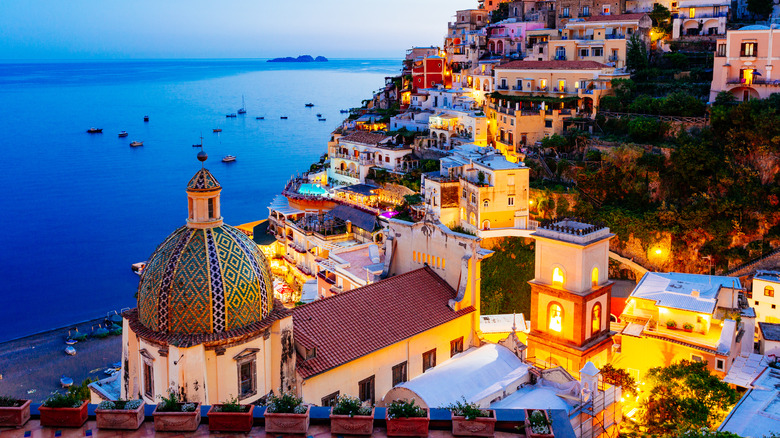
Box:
(137, 168), (273, 334)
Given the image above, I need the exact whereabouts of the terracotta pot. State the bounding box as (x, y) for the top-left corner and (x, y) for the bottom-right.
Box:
(524, 409), (554, 438)
(683, 327), (693, 332)
(39, 400), (89, 428)
(152, 402), (201, 432)
(95, 401), (145, 430)
(0, 399), (31, 428)
(264, 405), (310, 435)
(386, 409), (430, 437)
(207, 404), (255, 433)
(330, 408), (375, 435)
(452, 410), (496, 437)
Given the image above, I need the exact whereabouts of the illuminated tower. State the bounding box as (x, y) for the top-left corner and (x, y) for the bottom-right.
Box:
(526, 219), (615, 372)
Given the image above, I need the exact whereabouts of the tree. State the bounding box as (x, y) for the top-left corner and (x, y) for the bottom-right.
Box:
(648, 4), (671, 28)
(599, 364), (638, 396)
(636, 360), (739, 435)
(490, 2), (510, 22)
(748, 0), (774, 18)
(626, 34), (649, 73)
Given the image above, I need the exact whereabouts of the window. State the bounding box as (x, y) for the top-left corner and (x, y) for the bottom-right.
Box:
(358, 376), (375, 405)
(592, 303), (602, 334)
(773, 304), (777, 309)
(385, 156), (390, 163)
(143, 361), (154, 399)
(392, 362), (408, 386)
(208, 198), (214, 219)
(741, 42), (757, 57)
(603, 5), (610, 14)
(451, 337), (464, 357)
(422, 349), (437, 372)
(715, 359), (725, 371)
(321, 391), (339, 407)
(545, 119), (553, 128)
(471, 193), (476, 204)
(507, 196), (514, 206)
(562, 6), (570, 17)
(592, 47), (603, 57)
(483, 200), (489, 208)
(549, 303), (563, 332)
(756, 300), (760, 306)
(580, 48), (589, 57)
(462, 188), (467, 199)
(540, 78), (547, 89)
(766, 286), (774, 297)
(552, 267), (565, 285)
(691, 354), (704, 363)
(558, 80), (565, 91)
(591, 267), (599, 287)
(555, 47), (566, 60)
(238, 359), (256, 399)
(582, 5), (590, 16)
(689, 7), (695, 17)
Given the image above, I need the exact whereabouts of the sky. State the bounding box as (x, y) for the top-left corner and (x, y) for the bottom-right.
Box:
(0, 0), (478, 60)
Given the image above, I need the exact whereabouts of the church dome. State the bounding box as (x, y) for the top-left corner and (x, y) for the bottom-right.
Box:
(136, 166), (274, 334)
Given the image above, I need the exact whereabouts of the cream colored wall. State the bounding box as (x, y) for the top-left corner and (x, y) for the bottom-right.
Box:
(752, 278), (780, 323)
(534, 237), (609, 294)
(299, 314), (475, 406)
(586, 294), (610, 338)
(614, 335), (727, 378)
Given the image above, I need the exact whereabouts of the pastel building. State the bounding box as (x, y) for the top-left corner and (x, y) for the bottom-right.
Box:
(412, 56), (451, 92)
(710, 25), (780, 102)
(616, 272), (751, 377)
(446, 9), (489, 64)
(626, 0), (677, 12)
(327, 132), (414, 186)
(672, 0), (729, 39)
(749, 270), (780, 323)
(485, 19), (546, 57)
(428, 110), (489, 149)
(556, 0), (627, 28)
(549, 14), (652, 68)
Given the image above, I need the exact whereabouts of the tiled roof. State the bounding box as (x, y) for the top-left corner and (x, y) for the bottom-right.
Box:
(293, 267), (475, 379)
(124, 300), (291, 348)
(497, 60), (608, 70)
(585, 13), (646, 22)
(187, 168), (221, 191)
(630, 272), (741, 314)
(340, 132), (390, 146)
(760, 322), (780, 342)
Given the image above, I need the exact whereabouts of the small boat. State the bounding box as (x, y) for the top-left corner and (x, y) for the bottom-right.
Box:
(129, 141), (143, 147)
(226, 113), (237, 118)
(131, 261), (146, 275)
(144, 115), (149, 122)
(222, 155), (236, 163)
(60, 376), (74, 387)
(65, 338), (77, 345)
(118, 131), (128, 137)
(305, 103), (314, 107)
(340, 109), (349, 113)
(318, 118), (327, 121)
(213, 128), (222, 133)
(104, 368), (118, 376)
(87, 127), (103, 133)
(316, 113), (322, 117)
(256, 117), (264, 120)
(64, 346), (76, 356)
(237, 95), (246, 114)
(280, 116), (288, 120)
(192, 143), (202, 147)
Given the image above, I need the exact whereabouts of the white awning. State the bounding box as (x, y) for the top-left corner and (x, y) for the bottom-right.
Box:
(621, 322), (646, 337)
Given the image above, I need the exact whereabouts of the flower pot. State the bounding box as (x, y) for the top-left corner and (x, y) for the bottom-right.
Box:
(264, 405), (310, 435)
(683, 327), (693, 333)
(386, 409), (430, 437)
(95, 401), (145, 430)
(207, 404), (255, 433)
(330, 408), (375, 435)
(452, 410), (496, 437)
(152, 403), (201, 432)
(0, 399), (31, 428)
(525, 409), (554, 438)
(39, 401), (89, 428)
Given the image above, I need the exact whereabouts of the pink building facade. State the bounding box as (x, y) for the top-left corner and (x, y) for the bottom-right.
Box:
(710, 25), (780, 102)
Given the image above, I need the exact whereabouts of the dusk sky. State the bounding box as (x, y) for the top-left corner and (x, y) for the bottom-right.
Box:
(0, 0), (477, 60)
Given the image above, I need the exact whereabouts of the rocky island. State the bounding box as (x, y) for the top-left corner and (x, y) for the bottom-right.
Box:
(267, 55), (328, 62)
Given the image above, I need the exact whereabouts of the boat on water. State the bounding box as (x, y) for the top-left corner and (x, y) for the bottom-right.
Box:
(256, 117), (264, 120)
(213, 128), (222, 133)
(316, 113), (322, 117)
(222, 155), (236, 163)
(118, 131), (128, 137)
(305, 103), (314, 107)
(131, 261), (146, 275)
(281, 116), (288, 120)
(87, 128), (103, 133)
(226, 113), (237, 118)
(318, 118), (327, 121)
(60, 376), (74, 387)
(144, 115), (149, 122)
(237, 95), (246, 114)
(340, 109), (349, 113)
(130, 141), (143, 147)
(64, 346), (76, 356)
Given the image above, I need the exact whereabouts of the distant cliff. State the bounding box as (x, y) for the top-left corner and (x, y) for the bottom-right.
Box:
(267, 55), (328, 63)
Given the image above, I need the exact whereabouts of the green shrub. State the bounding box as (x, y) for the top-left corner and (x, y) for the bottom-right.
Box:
(98, 399), (142, 410)
(266, 392), (307, 414)
(157, 389), (192, 412)
(43, 392), (82, 408)
(331, 395), (371, 416)
(0, 396), (24, 407)
(387, 399), (426, 419)
(215, 395), (248, 412)
(446, 398), (490, 420)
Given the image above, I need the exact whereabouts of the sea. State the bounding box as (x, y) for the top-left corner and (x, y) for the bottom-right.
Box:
(0, 59), (399, 342)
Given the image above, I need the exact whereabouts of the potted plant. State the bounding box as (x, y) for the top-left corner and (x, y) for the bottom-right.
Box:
(683, 322), (694, 332)
(264, 392), (310, 435)
(95, 399), (145, 430)
(385, 399), (429, 437)
(39, 380), (91, 427)
(525, 409), (553, 438)
(0, 396), (31, 427)
(329, 395), (374, 435)
(207, 395), (255, 433)
(666, 320), (677, 329)
(152, 390), (201, 432)
(447, 398), (496, 437)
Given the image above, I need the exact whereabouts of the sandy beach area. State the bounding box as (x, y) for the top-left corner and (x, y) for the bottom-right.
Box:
(0, 317), (121, 401)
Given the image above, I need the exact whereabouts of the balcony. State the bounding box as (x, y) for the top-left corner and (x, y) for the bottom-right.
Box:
(608, 55), (619, 62)
(554, 54), (567, 61)
(726, 78), (780, 86)
(605, 34), (626, 40)
(677, 12), (728, 19)
(496, 84), (509, 90)
(334, 169), (359, 179)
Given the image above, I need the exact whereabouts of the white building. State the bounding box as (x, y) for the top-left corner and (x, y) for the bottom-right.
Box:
(750, 270), (780, 323)
(672, 0), (729, 39)
(327, 132), (414, 186)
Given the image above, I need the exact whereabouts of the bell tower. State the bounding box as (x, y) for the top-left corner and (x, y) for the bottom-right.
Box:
(526, 219), (615, 373)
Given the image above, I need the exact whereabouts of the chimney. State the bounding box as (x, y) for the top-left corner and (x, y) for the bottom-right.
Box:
(691, 290), (700, 298)
(346, 220), (352, 233)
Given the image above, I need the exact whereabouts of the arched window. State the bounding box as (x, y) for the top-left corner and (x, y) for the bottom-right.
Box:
(592, 303), (602, 334)
(552, 267), (565, 286)
(549, 303), (563, 332)
(766, 286), (775, 297)
(469, 213), (477, 227)
(591, 267), (599, 287)
(483, 200), (489, 208)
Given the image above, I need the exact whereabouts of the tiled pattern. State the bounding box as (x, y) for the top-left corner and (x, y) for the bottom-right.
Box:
(136, 225), (273, 335)
(187, 168), (221, 190)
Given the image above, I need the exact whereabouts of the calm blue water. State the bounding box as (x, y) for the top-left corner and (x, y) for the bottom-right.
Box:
(0, 59), (398, 342)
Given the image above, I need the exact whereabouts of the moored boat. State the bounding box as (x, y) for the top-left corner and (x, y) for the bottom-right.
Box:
(129, 141), (143, 147)
(144, 115), (149, 122)
(340, 109), (349, 113)
(64, 346), (76, 356)
(226, 113), (237, 118)
(316, 113), (322, 117)
(256, 117), (264, 120)
(131, 261), (146, 275)
(87, 128), (103, 133)
(213, 128), (222, 133)
(280, 116), (288, 119)
(318, 118), (326, 121)
(222, 155), (236, 163)
(237, 95), (246, 114)
(305, 103), (314, 107)
(118, 131), (128, 137)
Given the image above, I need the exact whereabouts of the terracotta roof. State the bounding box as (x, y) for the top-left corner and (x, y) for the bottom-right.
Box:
(585, 13), (646, 22)
(497, 60), (608, 70)
(124, 300), (291, 349)
(340, 132), (390, 146)
(293, 267), (475, 379)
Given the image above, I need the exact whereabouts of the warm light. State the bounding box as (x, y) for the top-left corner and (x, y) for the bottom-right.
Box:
(529, 199), (534, 205)
(655, 248), (663, 255)
(552, 267), (565, 285)
(549, 304), (563, 332)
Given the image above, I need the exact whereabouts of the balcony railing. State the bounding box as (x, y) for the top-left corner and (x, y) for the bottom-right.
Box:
(496, 84), (509, 90)
(605, 34), (626, 40)
(608, 55), (619, 61)
(512, 85), (523, 91)
(677, 12), (728, 19)
(334, 169), (359, 179)
(726, 78), (780, 86)
(554, 54), (567, 61)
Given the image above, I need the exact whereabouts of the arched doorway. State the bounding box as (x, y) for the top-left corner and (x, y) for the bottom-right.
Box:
(482, 220), (491, 230)
(497, 40), (504, 54)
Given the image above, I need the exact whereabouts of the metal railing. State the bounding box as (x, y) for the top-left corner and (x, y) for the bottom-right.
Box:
(334, 169), (359, 179)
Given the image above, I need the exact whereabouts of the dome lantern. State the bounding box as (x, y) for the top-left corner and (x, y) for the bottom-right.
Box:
(186, 167), (223, 229)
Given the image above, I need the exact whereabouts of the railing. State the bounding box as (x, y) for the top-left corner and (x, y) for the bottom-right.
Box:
(334, 169), (359, 179)
(512, 85), (523, 91)
(498, 106), (516, 116)
(496, 84), (509, 90)
(554, 54), (567, 60)
(608, 55), (619, 61)
(605, 34), (626, 40)
(726, 78), (780, 86)
(677, 12), (728, 19)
